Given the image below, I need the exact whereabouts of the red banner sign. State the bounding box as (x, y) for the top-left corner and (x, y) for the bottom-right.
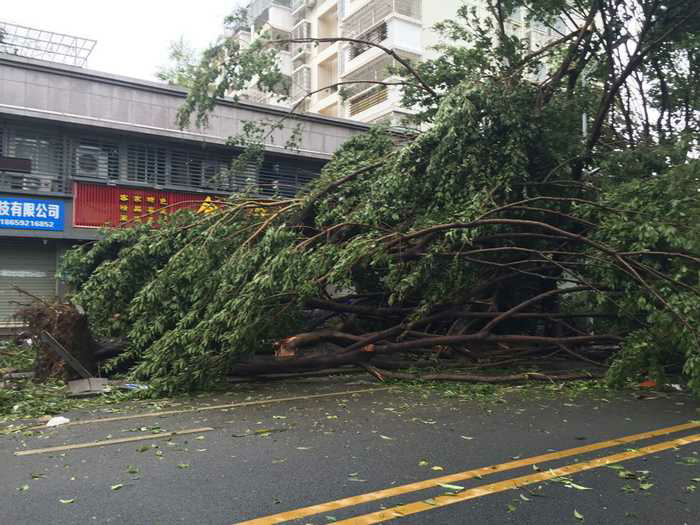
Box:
(73, 182), (221, 228)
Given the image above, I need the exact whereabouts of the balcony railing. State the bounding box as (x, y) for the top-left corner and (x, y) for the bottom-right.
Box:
(249, 0), (293, 21)
(349, 85), (389, 116)
(291, 20), (312, 58)
(291, 65), (312, 103)
(341, 0), (421, 39)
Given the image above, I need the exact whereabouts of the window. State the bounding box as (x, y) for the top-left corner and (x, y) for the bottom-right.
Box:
(349, 22), (388, 60)
(0, 122), (325, 197)
(6, 129), (66, 192)
(127, 144), (167, 186)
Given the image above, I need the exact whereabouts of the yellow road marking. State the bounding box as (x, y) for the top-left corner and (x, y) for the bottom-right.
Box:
(234, 421), (700, 525)
(332, 432), (700, 524)
(26, 388), (391, 430)
(15, 427), (214, 456)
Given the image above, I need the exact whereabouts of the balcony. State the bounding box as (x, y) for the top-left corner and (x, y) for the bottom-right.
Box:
(348, 85), (388, 116)
(341, 0), (421, 39)
(339, 0), (422, 77)
(291, 64), (312, 104)
(291, 19), (312, 59)
(344, 79), (406, 122)
(249, 0), (295, 32)
(340, 24), (421, 79)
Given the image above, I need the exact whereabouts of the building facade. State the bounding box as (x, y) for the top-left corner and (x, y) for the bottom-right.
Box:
(0, 53), (369, 327)
(234, 0), (564, 124)
(235, 0), (453, 125)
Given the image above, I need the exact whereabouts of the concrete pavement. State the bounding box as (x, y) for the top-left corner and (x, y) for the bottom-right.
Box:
(1, 378), (698, 524)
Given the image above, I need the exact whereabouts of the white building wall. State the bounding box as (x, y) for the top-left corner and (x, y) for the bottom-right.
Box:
(421, 1), (463, 59)
(235, 0), (560, 124)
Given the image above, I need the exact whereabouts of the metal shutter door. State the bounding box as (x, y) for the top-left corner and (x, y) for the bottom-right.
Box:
(0, 239), (57, 324)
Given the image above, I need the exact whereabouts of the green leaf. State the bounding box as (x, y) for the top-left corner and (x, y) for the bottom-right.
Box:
(177, 463), (190, 469)
(438, 483), (464, 491)
(110, 484), (123, 491)
(574, 509), (584, 520)
(59, 499), (75, 504)
(566, 482), (593, 491)
(18, 484), (29, 492)
(639, 483), (654, 491)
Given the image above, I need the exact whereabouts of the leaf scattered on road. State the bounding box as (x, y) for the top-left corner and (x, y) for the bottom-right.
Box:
(574, 509), (584, 520)
(566, 482), (592, 491)
(110, 484), (123, 491)
(431, 466), (444, 471)
(439, 483), (464, 491)
(177, 463), (190, 469)
(59, 499), (75, 504)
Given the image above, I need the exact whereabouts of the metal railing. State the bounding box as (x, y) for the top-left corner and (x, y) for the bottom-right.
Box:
(340, 54), (393, 96)
(341, 0), (421, 39)
(291, 65), (312, 103)
(0, 127), (68, 194)
(349, 85), (389, 116)
(0, 122), (325, 199)
(0, 20), (96, 67)
(291, 20), (312, 57)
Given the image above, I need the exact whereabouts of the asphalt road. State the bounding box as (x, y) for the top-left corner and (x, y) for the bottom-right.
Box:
(1, 378), (699, 525)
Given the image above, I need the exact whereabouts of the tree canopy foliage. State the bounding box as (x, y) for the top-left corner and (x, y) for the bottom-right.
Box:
(60, 0), (700, 395)
(155, 37), (201, 89)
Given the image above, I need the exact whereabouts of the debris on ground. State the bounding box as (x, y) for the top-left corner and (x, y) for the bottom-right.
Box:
(45, 416), (70, 427)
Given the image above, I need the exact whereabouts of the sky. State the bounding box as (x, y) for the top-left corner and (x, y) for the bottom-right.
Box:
(1, 1), (243, 81)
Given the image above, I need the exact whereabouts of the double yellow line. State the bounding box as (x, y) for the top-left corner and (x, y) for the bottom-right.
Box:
(236, 421), (700, 525)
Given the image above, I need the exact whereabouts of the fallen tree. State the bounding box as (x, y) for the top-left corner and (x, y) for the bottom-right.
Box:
(57, 1), (700, 395)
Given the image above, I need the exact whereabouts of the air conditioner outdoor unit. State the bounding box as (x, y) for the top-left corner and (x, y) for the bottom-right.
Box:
(75, 145), (109, 178)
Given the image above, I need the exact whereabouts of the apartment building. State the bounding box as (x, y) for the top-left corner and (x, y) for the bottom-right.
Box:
(234, 0), (565, 124)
